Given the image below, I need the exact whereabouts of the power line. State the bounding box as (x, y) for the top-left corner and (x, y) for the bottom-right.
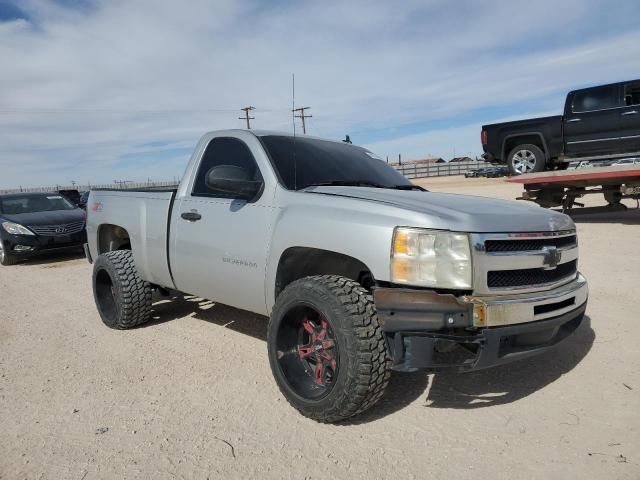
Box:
(0, 106), (289, 115)
(238, 106), (256, 129)
(292, 106), (311, 134)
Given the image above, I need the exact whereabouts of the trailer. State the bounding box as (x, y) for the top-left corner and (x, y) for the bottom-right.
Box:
(506, 165), (640, 212)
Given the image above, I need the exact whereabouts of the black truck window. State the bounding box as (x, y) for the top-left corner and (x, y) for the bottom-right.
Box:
(192, 137), (262, 198)
(624, 81), (640, 106)
(572, 85), (621, 113)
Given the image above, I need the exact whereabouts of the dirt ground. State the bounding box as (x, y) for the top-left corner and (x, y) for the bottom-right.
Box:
(1, 176), (638, 479)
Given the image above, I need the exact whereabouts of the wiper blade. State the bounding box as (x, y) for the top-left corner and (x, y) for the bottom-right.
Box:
(390, 185), (426, 191)
(303, 181), (427, 191)
(303, 180), (386, 189)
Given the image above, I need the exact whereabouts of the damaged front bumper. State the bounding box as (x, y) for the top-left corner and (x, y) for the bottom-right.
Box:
(374, 274), (588, 372)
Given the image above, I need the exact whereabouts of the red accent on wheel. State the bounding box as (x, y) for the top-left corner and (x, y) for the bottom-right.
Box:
(295, 314), (338, 387)
(297, 345), (314, 359)
(302, 317), (315, 335)
(314, 362), (325, 385)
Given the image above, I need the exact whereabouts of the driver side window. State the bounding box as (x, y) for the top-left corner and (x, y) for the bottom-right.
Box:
(192, 137), (262, 198)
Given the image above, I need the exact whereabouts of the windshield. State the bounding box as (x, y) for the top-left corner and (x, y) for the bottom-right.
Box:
(260, 135), (412, 190)
(0, 195), (76, 214)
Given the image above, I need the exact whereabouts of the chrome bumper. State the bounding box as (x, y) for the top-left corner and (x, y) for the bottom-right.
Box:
(465, 273), (588, 327)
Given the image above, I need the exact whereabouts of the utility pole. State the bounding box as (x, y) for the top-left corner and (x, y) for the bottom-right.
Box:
(292, 106), (312, 134)
(239, 106), (255, 129)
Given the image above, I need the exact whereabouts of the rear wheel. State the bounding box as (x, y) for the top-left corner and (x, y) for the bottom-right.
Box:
(92, 250), (152, 329)
(0, 242), (18, 266)
(268, 275), (391, 423)
(508, 144), (546, 175)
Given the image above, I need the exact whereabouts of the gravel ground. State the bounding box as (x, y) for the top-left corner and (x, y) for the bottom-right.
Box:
(1, 176), (638, 479)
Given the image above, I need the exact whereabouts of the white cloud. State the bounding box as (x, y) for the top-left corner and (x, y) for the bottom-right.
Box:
(0, 0), (639, 187)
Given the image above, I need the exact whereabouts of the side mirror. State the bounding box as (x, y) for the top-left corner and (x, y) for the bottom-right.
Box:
(205, 165), (262, 201)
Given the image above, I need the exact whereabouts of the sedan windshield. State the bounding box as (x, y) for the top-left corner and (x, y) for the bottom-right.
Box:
(260, 135), (414, 190)
(0, 195), (76, 214)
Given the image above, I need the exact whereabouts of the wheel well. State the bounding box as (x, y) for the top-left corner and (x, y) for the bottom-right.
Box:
(503, 135), (546, 159)
(97, 224), (132, 254)
(275, 247), (373, 299)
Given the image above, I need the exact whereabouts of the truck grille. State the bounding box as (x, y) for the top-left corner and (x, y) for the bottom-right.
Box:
(485, 235), (577, 253)
(28, 221), (85, 236)
(471, 230), (579, 294)
(487, 260), (577, 288)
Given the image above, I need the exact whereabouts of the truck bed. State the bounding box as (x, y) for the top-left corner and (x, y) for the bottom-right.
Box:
(87, 189), (177, 289)
(92, 186), (178, 193)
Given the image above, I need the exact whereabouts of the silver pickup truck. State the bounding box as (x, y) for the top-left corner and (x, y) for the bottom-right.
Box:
(86, 129), (588, 422)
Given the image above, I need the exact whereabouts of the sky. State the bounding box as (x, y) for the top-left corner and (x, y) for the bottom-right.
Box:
(1, 0), (639, 188)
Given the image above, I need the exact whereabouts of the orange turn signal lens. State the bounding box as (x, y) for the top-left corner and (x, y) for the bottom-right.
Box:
(393, 229), (409, 255)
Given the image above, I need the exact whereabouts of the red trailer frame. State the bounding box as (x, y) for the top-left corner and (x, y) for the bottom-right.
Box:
(506, 165), (640, 211)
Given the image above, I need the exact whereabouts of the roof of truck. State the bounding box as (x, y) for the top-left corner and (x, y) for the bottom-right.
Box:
(204, 129), (347, 144)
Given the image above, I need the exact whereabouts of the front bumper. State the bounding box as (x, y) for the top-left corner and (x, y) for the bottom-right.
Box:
(374, 274), (588, 372)
(0, 230), (87, 258)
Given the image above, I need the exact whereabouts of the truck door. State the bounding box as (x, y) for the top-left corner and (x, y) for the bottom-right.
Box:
(619, 80), (640, 154)
(170, 136), (277, 315)
(564, 84), (623, 156)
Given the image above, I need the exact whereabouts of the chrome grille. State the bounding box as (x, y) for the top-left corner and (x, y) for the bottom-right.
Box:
(485, 235), (577, 253)
(471, 230), (579, 294)
(487, 260), (577, 288)
(28, 221), (85, 236)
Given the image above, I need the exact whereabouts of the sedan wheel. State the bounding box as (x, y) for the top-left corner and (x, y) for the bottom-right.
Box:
(0, 242), (18, 266)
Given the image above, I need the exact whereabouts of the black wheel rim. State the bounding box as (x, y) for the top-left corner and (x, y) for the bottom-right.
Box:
(275, 304), (339, 400)
(95, 268), (118, 321)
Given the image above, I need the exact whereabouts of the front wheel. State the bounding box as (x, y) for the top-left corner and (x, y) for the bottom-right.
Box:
(508, 144), (546, 175)
(268, 275), (391, 423)
(0, 242), (18, 266)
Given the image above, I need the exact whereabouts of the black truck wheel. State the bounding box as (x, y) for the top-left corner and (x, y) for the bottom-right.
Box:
(0, 242), (18, 266)
(268, 275), (391, 423)
(508, 144), (546, 175)
(92, 250), (152, 329)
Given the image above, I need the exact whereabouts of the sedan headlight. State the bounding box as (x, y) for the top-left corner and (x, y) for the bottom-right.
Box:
(391, 227), (472, 289)
(2, 222), (35, 236)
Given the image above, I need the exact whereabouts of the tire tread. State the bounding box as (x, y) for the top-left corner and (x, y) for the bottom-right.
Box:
(93, 250), (152, 329)
(269, 275), (391, 423)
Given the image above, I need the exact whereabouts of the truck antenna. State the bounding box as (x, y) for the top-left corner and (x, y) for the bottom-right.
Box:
(292, 73), (297, 190)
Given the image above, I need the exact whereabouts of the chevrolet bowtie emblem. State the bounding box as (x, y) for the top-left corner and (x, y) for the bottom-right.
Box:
(541, 246), (561, 270)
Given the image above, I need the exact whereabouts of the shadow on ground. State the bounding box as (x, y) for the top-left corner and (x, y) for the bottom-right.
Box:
(340, 316), (593, 423)
(14, 249), (86, 267)
(144, 293), (268, 341)
(563, 205), (640, 225)
(145, 293), (595, 422)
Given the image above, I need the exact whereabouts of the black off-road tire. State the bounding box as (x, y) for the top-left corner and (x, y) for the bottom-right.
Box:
(268, 275), (391, 423)
(0, 243), (18, 266)
(508, 144), (546, 175)
(92, 250), (152, 329)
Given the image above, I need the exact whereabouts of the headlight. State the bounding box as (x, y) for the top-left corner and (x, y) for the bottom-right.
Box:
(2, 222), (35, 236)
(391, 227), (472, 289)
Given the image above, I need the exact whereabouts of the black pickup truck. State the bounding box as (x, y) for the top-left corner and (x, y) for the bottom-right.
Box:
(481, 79), (640, 174)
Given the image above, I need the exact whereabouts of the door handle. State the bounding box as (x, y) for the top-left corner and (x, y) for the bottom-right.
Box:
(181, 211), (202, 222)
(567, 118), (582, 123)
(622, 110), (638, 116)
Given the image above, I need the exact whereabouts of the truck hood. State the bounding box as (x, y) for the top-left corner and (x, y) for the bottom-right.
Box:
(307, 186), (574, 233)
(0, 208), (85, 227)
